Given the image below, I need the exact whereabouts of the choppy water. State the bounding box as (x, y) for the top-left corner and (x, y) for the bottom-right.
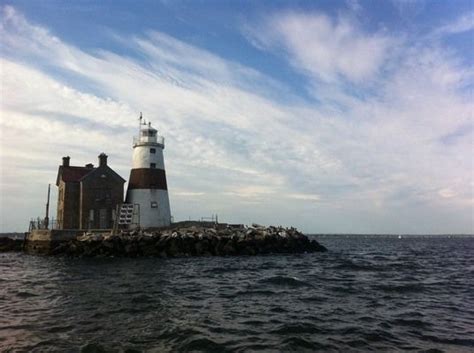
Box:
(1, 235), (473, 352)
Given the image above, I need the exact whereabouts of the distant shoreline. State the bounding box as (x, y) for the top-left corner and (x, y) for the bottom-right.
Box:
(0, 232), (26, 239)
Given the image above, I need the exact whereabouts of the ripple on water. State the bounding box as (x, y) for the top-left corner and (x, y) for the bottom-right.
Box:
(270, 322), (322, 335)
(1, 236), (473, 352)
(15, 290), (39, 298)
(258, 275), (313, 287)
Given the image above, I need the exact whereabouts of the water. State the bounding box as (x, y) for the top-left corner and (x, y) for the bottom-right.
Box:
(1, 235), (473, 352)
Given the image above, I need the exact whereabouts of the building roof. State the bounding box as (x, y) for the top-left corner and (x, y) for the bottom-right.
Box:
(56, 165), (126, 186)
(63, 166), (95, 182)
(56, 166), (95, 185)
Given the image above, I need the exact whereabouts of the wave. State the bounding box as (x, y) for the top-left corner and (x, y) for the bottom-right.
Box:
(259, 275), (313, 288)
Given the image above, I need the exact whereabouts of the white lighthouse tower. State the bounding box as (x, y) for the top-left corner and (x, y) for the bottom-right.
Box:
(126, 114), (171, 228)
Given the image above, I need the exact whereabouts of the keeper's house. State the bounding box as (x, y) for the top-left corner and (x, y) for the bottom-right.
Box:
(56, 153), (125, 229)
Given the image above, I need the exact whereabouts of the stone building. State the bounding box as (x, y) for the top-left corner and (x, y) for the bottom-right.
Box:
(56, 153), (125, 229)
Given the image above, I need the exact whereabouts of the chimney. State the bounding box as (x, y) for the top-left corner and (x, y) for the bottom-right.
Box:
(62, 156), (70, 167)
(98, 153), (108, 167)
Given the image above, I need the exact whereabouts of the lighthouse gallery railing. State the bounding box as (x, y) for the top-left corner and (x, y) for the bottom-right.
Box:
(133, 135), (165, 146)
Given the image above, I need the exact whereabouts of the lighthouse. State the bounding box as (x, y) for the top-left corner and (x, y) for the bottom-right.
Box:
(125, 114), (171, 228)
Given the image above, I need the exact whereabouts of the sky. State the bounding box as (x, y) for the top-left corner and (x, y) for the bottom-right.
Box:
(0, 0), (473, 234)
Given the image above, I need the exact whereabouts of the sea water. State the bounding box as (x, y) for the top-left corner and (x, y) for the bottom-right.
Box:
(1, 235), (473, 352)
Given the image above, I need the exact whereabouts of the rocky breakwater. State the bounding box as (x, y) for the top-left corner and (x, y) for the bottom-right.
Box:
(0, 237), (24, 252)
(50, 224), (327, 257)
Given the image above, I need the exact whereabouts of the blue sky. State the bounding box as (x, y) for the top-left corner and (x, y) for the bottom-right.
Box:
(0, 0), (473, 233)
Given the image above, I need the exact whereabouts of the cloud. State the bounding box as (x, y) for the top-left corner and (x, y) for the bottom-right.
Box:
(390, 0), (426, 18)
(244, 11), (392, 83)
(435, 11), (474, 36)
(173, 191), (205, 197)
(438, 188), (457, 199)
(0, 5), (473, 233)
(286, 193), (321, 202)
(346, 0), (363, 14)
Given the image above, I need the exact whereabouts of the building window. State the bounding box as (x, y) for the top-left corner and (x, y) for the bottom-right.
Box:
(150, 148), (156, 154)
(151, 201), (158, 208)
(94, 189), (111, 202)
(150, 163), (156, 169)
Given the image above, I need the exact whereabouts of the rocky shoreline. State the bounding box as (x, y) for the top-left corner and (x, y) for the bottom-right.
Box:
(48, 224), (327, 257)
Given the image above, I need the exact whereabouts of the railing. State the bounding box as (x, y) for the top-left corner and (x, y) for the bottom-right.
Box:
(28, 218), (61, 231)
(200, 214), (219, 224)
(133, 135), (165, 147)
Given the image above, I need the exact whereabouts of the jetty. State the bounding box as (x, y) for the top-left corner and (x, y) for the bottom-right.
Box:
(22, 222), (326, 257)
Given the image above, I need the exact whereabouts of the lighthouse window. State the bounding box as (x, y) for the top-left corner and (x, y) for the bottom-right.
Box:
(151, 201), (158, 208)
(150, 163), (156, 169)
(142, 130), (156, 137)
(150, 148), (156, 154)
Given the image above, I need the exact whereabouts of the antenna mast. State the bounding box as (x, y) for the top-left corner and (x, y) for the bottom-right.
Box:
(138, 112), (143, 136)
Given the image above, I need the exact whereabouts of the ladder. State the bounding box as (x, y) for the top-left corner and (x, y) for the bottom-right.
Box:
(112, 203), (140, 234)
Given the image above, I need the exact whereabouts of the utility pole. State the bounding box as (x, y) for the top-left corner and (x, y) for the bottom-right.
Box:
(45, 184), (51, 229)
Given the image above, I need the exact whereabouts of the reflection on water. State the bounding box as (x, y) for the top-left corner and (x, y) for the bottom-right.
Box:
(1, 236), (473, 352)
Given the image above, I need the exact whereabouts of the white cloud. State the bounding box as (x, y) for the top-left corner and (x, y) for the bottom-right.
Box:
(435, 11), (474, 36)
(287, 193), (321, 202)
(438, 188), (457, 199)
(0, 5), (473, 233)
(173, 190), (205, 197)
(245, 11), (392, 83)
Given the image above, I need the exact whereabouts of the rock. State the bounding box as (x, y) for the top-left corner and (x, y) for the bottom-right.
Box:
(0, 237), (23, 252)
(167, 238), (181, 257)
(102, 240), (114, 249)
(222, 242), (236, 255)
(50, 242), (68, 255)
(242, 246), (256, 255)
(124, 242), (139, 256)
